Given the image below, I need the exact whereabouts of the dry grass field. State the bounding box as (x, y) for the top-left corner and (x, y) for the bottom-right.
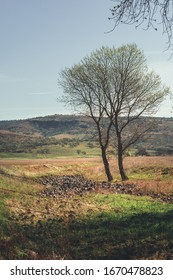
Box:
(1, 156), (173, 191)
(0, 156), (173, 259)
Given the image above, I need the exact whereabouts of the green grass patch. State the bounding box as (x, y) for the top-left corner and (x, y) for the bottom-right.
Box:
(0, 165), (173, 260)
(16, 194), (173, 260)
(0, 142), (101, 159)
(127, 165), (173, 181)
(0, 171), (173, 260)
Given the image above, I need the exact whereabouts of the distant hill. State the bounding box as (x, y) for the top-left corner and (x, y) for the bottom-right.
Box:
(0, 114), (91, 137)
(0, 114), (173, 157)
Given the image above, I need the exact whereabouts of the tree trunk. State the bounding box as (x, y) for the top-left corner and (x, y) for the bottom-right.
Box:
(101, 147), (113, 182)
(117, 137), (128, 181)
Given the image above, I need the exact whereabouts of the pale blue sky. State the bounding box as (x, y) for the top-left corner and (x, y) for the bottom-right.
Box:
(0, 0), (172, 120)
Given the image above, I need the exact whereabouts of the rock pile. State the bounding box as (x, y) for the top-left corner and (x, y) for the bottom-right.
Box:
(101, 181), (137, 194)
(39, 175), (139, 198)
(38, 174), (173, 203)
(102, 182), (173, 203)
(39, 175), (95, 197)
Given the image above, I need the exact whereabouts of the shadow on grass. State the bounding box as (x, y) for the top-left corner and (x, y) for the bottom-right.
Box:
(1, 209), (173, 260)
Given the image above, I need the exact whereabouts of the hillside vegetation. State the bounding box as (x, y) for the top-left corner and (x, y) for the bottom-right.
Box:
(0, 114), (173, 158)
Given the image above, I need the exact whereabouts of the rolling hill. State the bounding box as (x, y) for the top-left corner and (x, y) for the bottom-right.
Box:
(0, 114), (173, 157)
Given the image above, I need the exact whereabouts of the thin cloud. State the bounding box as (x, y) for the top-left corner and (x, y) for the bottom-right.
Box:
(30, 91), (53, 95)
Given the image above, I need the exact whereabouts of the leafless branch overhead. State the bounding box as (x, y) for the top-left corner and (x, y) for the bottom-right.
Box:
(109, 0), (173, 50)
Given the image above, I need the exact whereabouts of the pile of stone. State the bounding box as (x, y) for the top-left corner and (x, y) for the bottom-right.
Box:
(149, 192), (173, 203)
(39, 175), (139, 198)
(39, 174), (95, 197)
(38, 175), (173, 203)
(103, 182), (173, 203)
(101, 181), (137, 194)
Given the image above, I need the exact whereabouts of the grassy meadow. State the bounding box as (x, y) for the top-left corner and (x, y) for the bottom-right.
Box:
(0, 156), (173, 259)
(0, 140), (102, 159)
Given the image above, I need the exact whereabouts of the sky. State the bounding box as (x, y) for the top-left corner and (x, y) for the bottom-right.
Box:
(0, 0), (173, 121)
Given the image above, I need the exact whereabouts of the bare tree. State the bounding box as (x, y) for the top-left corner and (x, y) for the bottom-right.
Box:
(109, 0), (173, 50)
(58, 61), (113, 181)
(58, 44), (169, 181)
(100, 44), (169, 180)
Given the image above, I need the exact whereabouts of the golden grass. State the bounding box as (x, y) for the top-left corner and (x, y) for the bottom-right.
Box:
(51, 134), (76, 139)
(123, 156), (173, 169)
(1, 156), (173, 194)
(1, 156), (173, 260)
